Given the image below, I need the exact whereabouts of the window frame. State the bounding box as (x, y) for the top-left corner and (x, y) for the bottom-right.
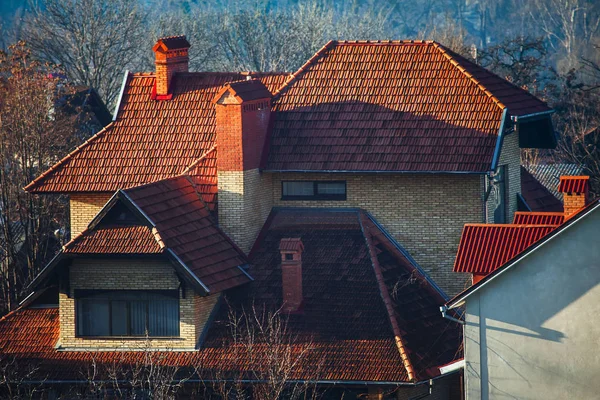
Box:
(74, 290), (180, 339)
(281, 180), (347, 201)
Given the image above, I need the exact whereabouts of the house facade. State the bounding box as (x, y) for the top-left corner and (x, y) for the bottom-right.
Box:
(0, 36), (557, 398)
(446, 181), (600, 399)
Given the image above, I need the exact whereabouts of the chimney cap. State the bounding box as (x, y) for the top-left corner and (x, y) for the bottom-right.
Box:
(212, 79), (272, 105)
(279, 238), (304, 252)
(558, 176), (590, 193)
(153, 35), (191, 53)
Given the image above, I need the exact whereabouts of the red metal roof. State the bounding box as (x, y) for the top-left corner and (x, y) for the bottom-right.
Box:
(64, 225), (162, 254)
(520, 166), (563, 212)
(512, 212), (564, 225)
(558, 176), (590, 193)
(25, 72), (290, 193)
(266, 40), (551, 172)
(123, 175), (250, 293)
(453, 224), (556, 274)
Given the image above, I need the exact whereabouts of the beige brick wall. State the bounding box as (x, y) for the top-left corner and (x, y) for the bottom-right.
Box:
(59, 258), (217, 350)
(69, 193), (112, 237)
(272, 173), (481, 296)
(485, 132), (521, 223)
(218, 168), (273, 253)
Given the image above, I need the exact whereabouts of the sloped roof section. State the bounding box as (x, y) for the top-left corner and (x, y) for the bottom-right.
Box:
(183, 147), (218, 211)
(25, 72), (290, 193)
(64, 225), (162, 254)
(520, 167), (563, 212)
(454, 224), (556, 275)
(123, 175), (250, 293)
(558, 175), (590, 193)
(526, 163), (583, 200)
(266, 40), (551, 172)
(513, 212), (564, 225)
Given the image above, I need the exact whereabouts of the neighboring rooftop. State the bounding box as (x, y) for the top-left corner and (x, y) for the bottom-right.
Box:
(520, 166), (563, 212)
(525, 163), (584, 201)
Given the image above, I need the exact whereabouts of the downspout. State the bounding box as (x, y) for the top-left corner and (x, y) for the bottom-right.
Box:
(440, 305), (465, 325)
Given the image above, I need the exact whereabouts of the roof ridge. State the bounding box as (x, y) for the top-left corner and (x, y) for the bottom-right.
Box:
(24, 122), (115, 192)
(336, 40), (434, 45)
(431, 42), (507, 111)
(181, 145), (217, 174)
(358, 213), (416, 381)
(272, 40), (337, 100)
(464, 223), (558, 228)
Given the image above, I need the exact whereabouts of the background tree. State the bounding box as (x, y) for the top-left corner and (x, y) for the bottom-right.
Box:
(0, 42), (79, 313)
(22, 0), (147, 108)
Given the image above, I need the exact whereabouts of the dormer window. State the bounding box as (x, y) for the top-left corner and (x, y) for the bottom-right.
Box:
(76, 290), (179, 337)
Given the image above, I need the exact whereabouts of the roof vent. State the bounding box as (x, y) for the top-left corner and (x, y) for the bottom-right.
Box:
(279, 238), (304, 313)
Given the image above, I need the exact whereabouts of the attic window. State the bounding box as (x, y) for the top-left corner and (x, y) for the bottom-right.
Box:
(75, 290), (179, 337)
(281, 181), (346, 201)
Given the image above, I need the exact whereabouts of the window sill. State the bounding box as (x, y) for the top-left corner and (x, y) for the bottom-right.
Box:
(75, 336), (183, 340)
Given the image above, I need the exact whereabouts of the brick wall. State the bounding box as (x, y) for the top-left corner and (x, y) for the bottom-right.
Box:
(69, 193), (113, 237)
(218, 169), (273, 253)
(272, 173), (480, 296)
(59, 258), (217, 350)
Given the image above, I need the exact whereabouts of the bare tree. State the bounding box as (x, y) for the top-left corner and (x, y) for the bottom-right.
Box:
(0, 42), (79, 314)
(22, 0), (147, 108)
(207, 302), (322, 400)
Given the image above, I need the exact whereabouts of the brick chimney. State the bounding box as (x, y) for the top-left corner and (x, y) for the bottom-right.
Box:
(279, 238), (304, 313)
(152, 36), (190, 98)
(558, 176), (590, 218)
(212, 79), (273, 253)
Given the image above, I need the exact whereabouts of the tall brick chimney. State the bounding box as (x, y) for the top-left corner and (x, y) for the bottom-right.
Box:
(212, 79), (273, 253)
(279, 238), (304, 313)
(558, 176), (590, 218)
(152, 36), (190, 97)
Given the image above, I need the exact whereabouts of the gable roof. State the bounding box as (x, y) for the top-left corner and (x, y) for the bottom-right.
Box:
(453, 224), (557, 275)
(24, 72), (290, 193)
(448, 200), (600, 308)
(265, 40), (552, 173)
(30, 175), (251, 295)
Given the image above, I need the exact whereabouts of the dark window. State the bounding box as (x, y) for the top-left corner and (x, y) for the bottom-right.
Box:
(282, 181), (346, 200)
(493, 166), (507, 223)
(285, 253), (294, 261)
(76, 291), (179, 337)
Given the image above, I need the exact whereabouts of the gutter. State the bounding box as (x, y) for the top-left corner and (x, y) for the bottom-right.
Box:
(20, 371), (460, 387)
(263, 169), (487, 175)
(440, 305), (465, 325)
(511, 109), (554, 123)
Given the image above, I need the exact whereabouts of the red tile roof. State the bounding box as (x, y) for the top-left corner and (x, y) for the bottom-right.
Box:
(558, 176), (590, 193)
(520, 167), (563, 212)
(266, 40), (551, 172)
(453, 224), (556, 275)
(512, 211), (564, 225)
(0, 209), (461, 383)
(64, 225), (162, 254)
(183, 147), (218, 210)
(25, 72), (290, 193)
(123, 175), (250, 293)
(214, 79), (272, 103)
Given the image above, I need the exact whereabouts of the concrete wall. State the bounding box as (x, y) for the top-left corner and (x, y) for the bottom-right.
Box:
(464, 205), (600, 399)
(59, 258), (217, 350)
(69, 193), (113, 237)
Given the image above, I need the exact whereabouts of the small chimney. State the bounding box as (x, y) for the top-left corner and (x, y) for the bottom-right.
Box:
(152, 36), (190, 98)
(558, 176), (590, 218)
(279, 238), (304, 313)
